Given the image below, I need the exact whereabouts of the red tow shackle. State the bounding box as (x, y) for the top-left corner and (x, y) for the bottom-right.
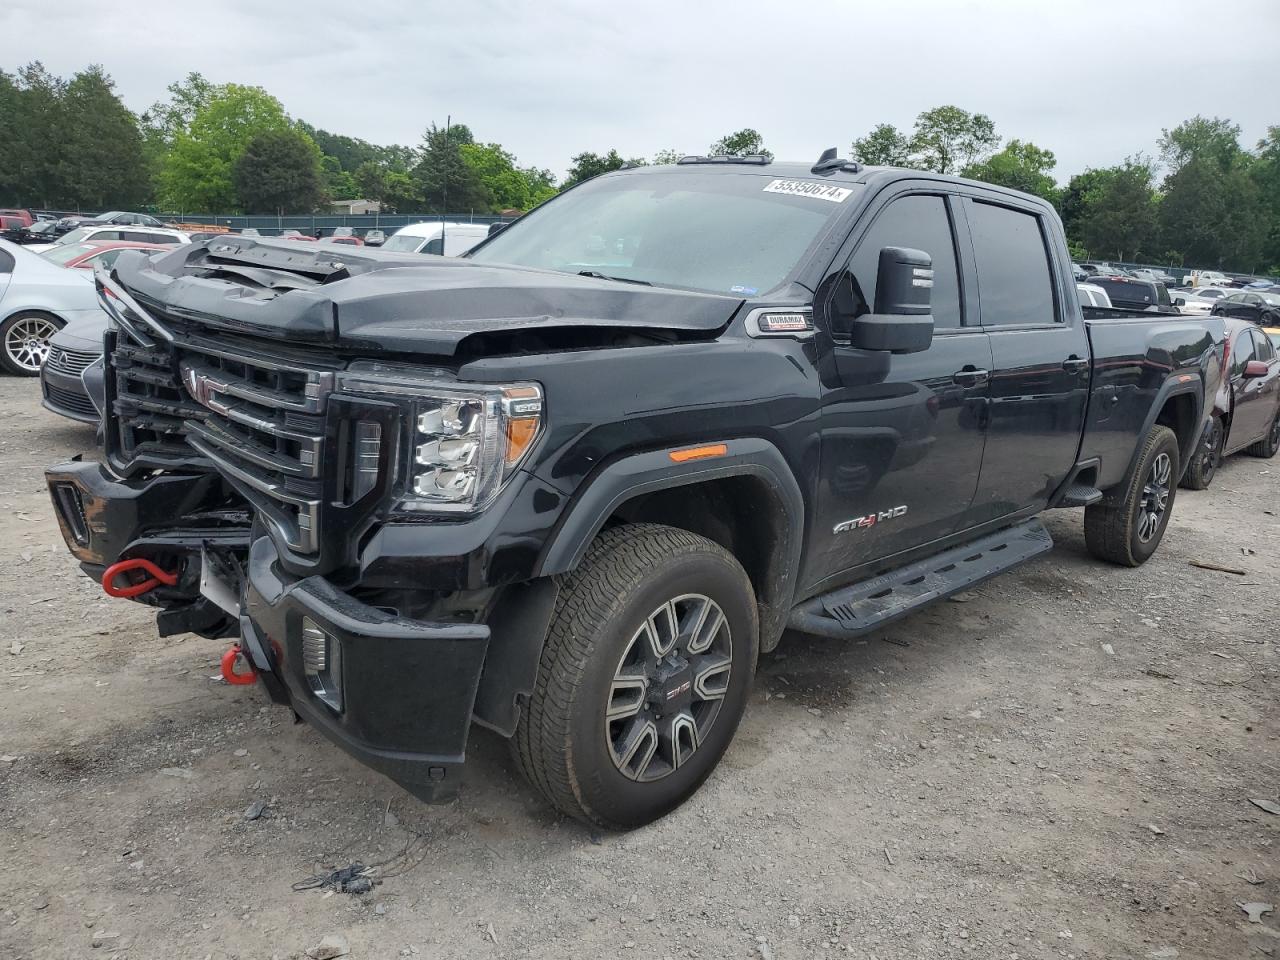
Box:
(101, 557), (179, 598)
(220, 644), (258, 685)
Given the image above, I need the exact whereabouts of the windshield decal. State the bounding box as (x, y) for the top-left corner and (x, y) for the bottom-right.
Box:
(763, 179), (852, 203)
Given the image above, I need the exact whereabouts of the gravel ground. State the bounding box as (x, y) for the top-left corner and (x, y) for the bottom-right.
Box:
(0, 375), (1277, 960)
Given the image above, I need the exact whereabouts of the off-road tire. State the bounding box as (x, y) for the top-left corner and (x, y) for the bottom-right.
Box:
(1246, 410), (1280, 459)
(1179, 416), (1222, 490)
(512, 523), (757, 830)
(1085, 424), (1180, 567)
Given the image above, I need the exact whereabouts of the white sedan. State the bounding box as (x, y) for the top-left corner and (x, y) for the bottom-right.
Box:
(0, 239), (103, 376)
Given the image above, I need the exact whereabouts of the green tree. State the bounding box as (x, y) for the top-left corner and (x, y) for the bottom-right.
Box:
(909, 105), (999, 174)
(7, 63), (68, 207)
(381, 169), (421, 213)
(461, 142), (531, 211)
(1253, 126), (1280, 271)
(354, 160), (389, 203)
(564, 149), (629, 187)
(961, 139), (1059, 203)
(158, 84), (291, 212)
(1059, 168), (1111, 244)
(413, 122), (488, 213)
(58, 66), (150, 210)
(1158, 116), (1243, 176)
(233, 128), (324, 214)
(320, 155), (359, 200)
(651, 148), (684, 165)
(851, 123), (914, 166)
(1078, 158), (1158, 262)
(709, 128), (772, 160)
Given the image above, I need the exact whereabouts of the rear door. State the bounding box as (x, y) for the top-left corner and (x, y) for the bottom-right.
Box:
(960, 195), (1091, 524)
(808, 188), (992, 587)
(1229, 328), (1278, 450)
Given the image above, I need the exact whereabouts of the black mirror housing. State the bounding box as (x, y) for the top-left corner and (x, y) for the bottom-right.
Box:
(488, 221), (509, 237)
(848, 246), (935, 354)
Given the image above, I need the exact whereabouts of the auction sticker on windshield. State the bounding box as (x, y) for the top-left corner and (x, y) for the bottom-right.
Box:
(763, 179), (852, 203)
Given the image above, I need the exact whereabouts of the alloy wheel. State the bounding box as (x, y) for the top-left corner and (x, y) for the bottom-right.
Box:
(1198, 420), (1222, 484)
(4, 316), (60, 373)
(606, 593), (733, 782)
(1138, 452), (1172, 543)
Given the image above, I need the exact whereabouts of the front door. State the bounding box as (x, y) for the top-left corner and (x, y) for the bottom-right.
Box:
(1227, 327), (1280, 451)
(960, 196), (1091, 523)
(807, 190), (991, 592)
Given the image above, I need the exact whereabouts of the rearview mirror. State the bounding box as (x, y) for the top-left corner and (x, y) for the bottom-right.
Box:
(840, 247), (935, 354)
(1243, 360), (1269, 379)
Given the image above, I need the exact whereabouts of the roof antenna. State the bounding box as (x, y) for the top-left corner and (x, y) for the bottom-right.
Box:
(815, 147), (838, 166)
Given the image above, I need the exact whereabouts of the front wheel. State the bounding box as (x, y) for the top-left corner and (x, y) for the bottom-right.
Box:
(512, 523), (758, 830)
(0, 312), (64, 376)
(1179, 417), (1222, 489)
(1084, 425), (1180, 567)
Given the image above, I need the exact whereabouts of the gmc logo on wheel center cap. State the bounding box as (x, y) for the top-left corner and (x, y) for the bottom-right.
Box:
(666, 680), (691, 700)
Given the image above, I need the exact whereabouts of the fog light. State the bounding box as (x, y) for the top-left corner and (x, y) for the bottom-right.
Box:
(301, 617), (342, 712)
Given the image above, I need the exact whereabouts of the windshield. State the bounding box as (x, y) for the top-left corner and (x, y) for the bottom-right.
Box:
(382, 233), (428, 252)
(42, 243), (98, 265)
(57, 227), (93, 245)
(469, 171), (858, 296)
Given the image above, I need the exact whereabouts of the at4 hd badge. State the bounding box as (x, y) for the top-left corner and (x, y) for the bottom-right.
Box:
(833, 505), (907, 534)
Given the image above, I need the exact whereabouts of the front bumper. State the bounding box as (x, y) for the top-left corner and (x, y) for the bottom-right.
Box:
(243, 535), (491, 801)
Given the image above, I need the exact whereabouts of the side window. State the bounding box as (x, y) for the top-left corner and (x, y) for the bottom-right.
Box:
(97, 230), (122, 241)
(847, 194), (963, 329)
(1233, 330), (1256, 375)
(422, 237), (444, 255)
(0, 248), (13, 273)
(1254, 329), (1275, 362)
(1154, 283), (1171, 307)
(144, 233), (178, 244)
(967, 200), (1058, 326)
(90, 250), (125, 268)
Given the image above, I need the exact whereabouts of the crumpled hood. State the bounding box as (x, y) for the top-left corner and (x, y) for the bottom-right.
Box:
(111, 237), (743, 356)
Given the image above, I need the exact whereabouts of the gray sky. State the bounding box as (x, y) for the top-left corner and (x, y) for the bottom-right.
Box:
(4, 0), (1274, 184)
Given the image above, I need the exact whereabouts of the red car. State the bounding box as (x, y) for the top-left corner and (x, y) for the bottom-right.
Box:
(0, 215), (30, 234)
(41, 240), (171, 271)
(0, 209), (35, 227)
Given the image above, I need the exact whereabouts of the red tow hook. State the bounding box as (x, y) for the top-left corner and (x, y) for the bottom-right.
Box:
(102, 557), (179, 599)
(220, 644), (258, 685)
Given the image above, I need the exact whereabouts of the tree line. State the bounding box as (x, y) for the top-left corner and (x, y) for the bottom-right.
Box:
(1, 63), (1275, 273)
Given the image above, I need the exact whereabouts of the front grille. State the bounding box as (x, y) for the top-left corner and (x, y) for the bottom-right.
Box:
(108, 325), (341, 555)
(44, 382), (98, 418)
(45, 347), (99, 376)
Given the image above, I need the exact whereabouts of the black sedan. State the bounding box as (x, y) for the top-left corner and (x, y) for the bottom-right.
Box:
(1212, 290), (1280, 325)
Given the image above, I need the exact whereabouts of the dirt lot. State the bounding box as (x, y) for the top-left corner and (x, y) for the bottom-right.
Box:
(0, 375), (1277, 960)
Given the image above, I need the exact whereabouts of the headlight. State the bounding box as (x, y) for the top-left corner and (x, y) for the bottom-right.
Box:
(339, 368), (543, 515)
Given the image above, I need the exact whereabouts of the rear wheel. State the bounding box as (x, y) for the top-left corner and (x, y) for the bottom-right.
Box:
(512, 523), (757, 830)
(1085, 425), (1180, 567)
(0, 312), (63, 376)
(1247, 409), (1280, 459)
(1179, 417), (1222, 490)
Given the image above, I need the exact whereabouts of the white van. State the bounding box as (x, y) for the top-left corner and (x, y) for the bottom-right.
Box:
(381, 222), (490, 256)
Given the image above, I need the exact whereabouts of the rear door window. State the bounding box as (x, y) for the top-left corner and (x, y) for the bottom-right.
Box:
(847, 193), (963, 328)
(1253, 328), (1275, 362)
(967, 201), (1058, 325)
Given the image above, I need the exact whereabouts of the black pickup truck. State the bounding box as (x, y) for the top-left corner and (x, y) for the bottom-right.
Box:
(47, 155), (1226, 829)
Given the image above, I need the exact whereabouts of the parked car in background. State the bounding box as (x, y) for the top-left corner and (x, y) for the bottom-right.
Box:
(1190, 269), (1233, 288)
(1071, 263), (1088, 282)
(1080, 262), (1127, 278)
(1076, 283), (1113, 308)
(279, 230), (316, 242)
(1212, 291), (1280, 326)
(7, 220), (60, 245)
(1083, 276), (1175, 312)
(1169, 290), (1215, 315)
(1131, 268), (1176, 287)
(51, 216), (97, 237)
(27, 225), (191, 254)
(1182, 286), (1231, 302)
(364, 229), (385, 247)
(81, 211), (166, 227)
(42, 240), (170, 272)
(0, 239), (104, 376)
(381, 221), (490, 255)
(1181, 317), (1280, 488)
(0, 215), (30, 238)
(0, 209), (35, 227)
(318, 235), (364, 246)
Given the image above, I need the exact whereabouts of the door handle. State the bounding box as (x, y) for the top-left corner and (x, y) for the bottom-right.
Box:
(1062, 356), (1090, 374)
(952, 367), (990, 387)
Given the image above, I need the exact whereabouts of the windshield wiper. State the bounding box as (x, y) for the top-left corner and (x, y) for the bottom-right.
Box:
(577, 270), (651, 286)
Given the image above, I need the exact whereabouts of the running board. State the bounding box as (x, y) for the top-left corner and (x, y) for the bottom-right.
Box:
(788, 519), (1053, 639)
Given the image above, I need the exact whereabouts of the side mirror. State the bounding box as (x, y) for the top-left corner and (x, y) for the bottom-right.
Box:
(837, 247), (935, 354)
(488, 221), (509, 237)
(1243, 360), (1269, 379)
